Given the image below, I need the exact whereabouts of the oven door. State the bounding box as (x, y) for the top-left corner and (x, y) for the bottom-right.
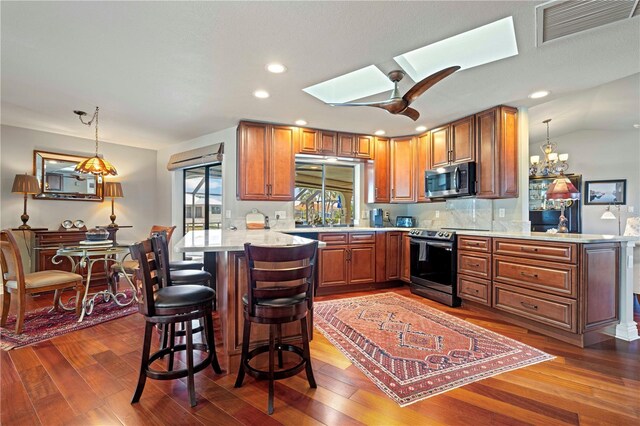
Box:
(409, 238), (456, 294)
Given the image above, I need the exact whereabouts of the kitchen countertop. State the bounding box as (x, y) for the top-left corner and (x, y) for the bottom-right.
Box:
(282, 226), (412, 233)
(455, 230), (638, 244)
(174, 229), (325, 253)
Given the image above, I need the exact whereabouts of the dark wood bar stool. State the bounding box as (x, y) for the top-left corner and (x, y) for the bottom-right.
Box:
(130, 234), (222, 408)
(234, 241), (318, 414)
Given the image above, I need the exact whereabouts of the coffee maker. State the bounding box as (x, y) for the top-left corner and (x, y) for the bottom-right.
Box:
(370, 208), (384, 227)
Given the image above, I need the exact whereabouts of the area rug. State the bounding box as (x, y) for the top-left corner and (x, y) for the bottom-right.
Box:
(314, 293), (554, 406)
(1, 291), (138, 350)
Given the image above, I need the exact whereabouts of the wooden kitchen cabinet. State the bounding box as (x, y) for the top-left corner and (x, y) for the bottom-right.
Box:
(384, 231), (402, 281)
(319, 130), (338, 155)
(318, 245), (349, 287)
(475, 106), (518, 199)
(317, 232), (376, 295)
(429, 115), (474, 169)
(297, 128), (337, 156)
(416, 132), (431, 202)
(337, 133), (355, 157)
(298, 127), (319, 154)
(237, 121), (296, 201)
(355, 135), (374, 159)
(367, 137), (391, 203)
(390, 136), (415, 203)
(401, 232), (411, 283)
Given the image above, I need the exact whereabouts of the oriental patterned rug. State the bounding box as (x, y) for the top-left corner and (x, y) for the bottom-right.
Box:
(314, 293), (553, 406)
(1, 291), (138, 350)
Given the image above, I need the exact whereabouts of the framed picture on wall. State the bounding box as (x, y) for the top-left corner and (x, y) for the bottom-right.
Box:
(584, 179), (626, 205)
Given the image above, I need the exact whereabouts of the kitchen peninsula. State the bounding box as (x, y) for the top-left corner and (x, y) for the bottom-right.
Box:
(174, 229), (324, 369)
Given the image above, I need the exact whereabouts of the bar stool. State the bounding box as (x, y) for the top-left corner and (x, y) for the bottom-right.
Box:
(234, 241), (318, 415)
(169, 260), (205, 271)
(130, 234), (222, 407)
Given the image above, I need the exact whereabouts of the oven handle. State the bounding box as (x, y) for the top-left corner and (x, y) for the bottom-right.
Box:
(454, 166), (461, 192)
(410, 239), (453, 250)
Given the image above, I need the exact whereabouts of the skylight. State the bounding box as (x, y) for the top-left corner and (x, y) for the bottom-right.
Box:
(302, 65), (395, 104)
(394, 17), (518, 82)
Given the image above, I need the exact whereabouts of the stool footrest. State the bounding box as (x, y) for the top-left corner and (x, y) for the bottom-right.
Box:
(242, 343), (306, 381)
(146, 343), (212, 381)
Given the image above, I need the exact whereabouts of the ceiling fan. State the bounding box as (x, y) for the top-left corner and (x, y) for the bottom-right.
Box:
(329, 66), (461, 121)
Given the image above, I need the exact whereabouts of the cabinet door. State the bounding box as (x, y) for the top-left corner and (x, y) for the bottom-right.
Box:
(319, 130), (338, 155)
(401, 233), (411, 282)
(337, 133), (354, 157)
(385, 232), (402, 281)
(299, 128), (318, 154)
(237, 122), (269, 200)
(451, 115), (475, 164)
(269, 125), (296, 200)
(371, 137), (390, 203)
(390, 137), (415, 203)
(475, 108), (498, 198)
(499, 107), (519, 198)
(416, 132), (431, 202)
(348, 245), (376, 285)
(430, 126), (450, 168)
(318, 246), (348, 288)
(580, 243), (619, 332)
(355, 135), (374, 159)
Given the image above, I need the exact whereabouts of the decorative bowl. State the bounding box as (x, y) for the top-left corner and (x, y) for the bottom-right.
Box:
(85, 227), (109, 241)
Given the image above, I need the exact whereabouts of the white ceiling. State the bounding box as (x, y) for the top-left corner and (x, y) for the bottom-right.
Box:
(1, 1), (639, 150)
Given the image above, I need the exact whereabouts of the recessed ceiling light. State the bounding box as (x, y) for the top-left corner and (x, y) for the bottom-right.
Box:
(295, 119), (307, 126)
(374, 130), (386, 136)
(415, 125), (428, 132)
(394, 16), (518, 81)
(253, 90), (270, 99)
(266, 63), (287, 74)
(529, 90), (550, 99)
(634, 124), (640, 129)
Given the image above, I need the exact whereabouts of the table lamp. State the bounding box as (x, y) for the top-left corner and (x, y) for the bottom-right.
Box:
(12, 174), (40, 229)
(545, 172), (580, 233)
(104, 182), (124, 228)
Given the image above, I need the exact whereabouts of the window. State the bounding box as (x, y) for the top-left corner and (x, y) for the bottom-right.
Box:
(183, 164), (222, 234)
(294, 162), (356, 226)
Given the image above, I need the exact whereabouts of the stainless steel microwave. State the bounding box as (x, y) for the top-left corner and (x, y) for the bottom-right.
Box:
(425, 161), (476, 198)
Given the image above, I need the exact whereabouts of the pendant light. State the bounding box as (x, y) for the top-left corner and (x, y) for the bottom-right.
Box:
(74, 106), (118, 176)
(529, 119), (569, 177)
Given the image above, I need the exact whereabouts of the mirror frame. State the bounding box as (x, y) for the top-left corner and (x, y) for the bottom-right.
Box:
(33, 150), (104, 201)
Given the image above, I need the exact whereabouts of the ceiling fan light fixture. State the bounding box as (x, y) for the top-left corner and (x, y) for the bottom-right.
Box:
(253, 90), (270, 99)
(529, 90), (550, 99)
(266, 63), (287, 74)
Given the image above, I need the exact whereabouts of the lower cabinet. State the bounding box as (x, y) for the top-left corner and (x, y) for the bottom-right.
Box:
(457, 237), (620, 347)
(317, 233), (375, 295)
(401, 233), (411, 283)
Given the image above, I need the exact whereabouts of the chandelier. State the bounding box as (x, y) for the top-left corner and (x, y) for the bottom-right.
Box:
(529, 119), (568, 176)
(74, 106), (118, 176)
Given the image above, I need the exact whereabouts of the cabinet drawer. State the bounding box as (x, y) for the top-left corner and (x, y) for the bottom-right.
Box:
(458, 275), (491, 306)
(318, 233), (348, 245)
(458, 236), (491, 253)
(493, 255), (577, 297)
(36, 233), (83, 245)
(493, 283), (577, 332)
(493, 239), (576, 263)
(349, 232), (375, 244)
(458, 252), (491, 279)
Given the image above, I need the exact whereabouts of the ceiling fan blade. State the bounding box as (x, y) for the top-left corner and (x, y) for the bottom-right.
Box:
(329, 99), (400, 108)
(399, 107), (420, 121)
(403, 65), (461, 105)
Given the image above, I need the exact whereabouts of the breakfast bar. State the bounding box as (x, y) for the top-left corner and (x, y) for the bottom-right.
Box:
(174, 229), (324, 369)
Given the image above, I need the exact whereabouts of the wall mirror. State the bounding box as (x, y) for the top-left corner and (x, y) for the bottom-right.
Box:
(33, 150), (103, 201)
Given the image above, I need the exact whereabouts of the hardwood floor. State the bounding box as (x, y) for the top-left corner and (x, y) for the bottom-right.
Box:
(2, 285), (639, 425)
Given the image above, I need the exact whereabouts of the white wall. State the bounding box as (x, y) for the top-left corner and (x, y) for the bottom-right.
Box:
(530, 129), (640, 234)
(0, 125), (157, 243)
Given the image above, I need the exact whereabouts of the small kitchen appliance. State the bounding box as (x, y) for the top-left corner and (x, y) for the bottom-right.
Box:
(370, 208), (384, 228)
(395, 216), (415, 228)
(425, 161), (476, 199)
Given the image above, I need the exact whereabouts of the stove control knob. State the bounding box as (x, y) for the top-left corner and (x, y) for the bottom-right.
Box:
(444, 232), (451, 238)
(437, 231), (443, 237)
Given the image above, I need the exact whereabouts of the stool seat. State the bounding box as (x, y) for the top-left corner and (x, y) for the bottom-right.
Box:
(169, 260), (204, 271)
(242, 293), (306, 307)
(170, 269), (211, 286)
(155, 285), (215, 310)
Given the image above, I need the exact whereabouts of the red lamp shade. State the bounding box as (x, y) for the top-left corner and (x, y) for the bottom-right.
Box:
(546, 175), (580, 200)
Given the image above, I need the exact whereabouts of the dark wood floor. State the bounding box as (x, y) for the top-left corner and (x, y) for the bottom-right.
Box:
(2, 285), (639, 425)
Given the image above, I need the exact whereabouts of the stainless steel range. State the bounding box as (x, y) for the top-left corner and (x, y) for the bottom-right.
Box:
(408, 229), (460, 307)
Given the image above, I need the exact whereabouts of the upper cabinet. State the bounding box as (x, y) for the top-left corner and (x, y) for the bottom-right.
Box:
(298, 127), (319, 154)
(390, 136), (415, 203)
(354, 135), (374, 159)
(299, 129), (372, 159)
(319, 130), (338, 155)
(337, 133), (355, 157)
(367, 137), (391, 203)
(415, 132), (431, 203)
(475, 106), (518, 199)
(430, 115), (475, 168)
(237, 121), (296, 201)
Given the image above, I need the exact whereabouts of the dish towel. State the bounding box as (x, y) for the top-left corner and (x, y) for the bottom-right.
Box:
(418, 241), (428, 262)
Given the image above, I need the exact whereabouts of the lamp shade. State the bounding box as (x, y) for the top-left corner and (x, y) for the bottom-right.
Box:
(104, 182), (124, 198)
(75, 156), (118, 176)
(12, 174), (40, 194)
(600, 211), (616, 220)
(546, 174), (580, 200)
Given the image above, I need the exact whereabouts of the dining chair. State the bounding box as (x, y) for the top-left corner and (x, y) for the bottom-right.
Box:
(0, 230), (84, 334)
(234, 241), (318, 414)
(129, 234), (222, 407)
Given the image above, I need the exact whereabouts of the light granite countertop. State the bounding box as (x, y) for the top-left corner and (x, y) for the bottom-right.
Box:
(174, 229), (325, 253)
(281, 226), (411, 233)
(455, 230), (638, 244)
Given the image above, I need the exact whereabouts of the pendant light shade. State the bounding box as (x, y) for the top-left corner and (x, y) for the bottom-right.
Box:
(73, 106), (118, 176)
(545, 173), (580, 200)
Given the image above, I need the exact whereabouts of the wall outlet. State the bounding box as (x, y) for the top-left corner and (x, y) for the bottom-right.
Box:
(435, 210), (440, 219)
(362, 210), (369, 219)
(629, 206), (635, 213)
(384, 211), (390, 220)
(498, 208), (505, 218)
(225, 210), (231, 219)
(275, 210), (286, 219)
